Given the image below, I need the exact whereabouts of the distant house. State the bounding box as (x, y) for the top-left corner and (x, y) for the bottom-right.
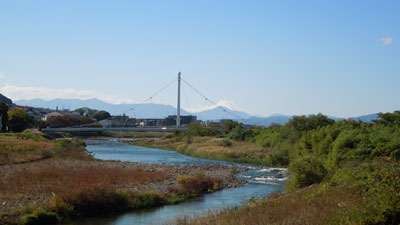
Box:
(43, 112), (64, 121)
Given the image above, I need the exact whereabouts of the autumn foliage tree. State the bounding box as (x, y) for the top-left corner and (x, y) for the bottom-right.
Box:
(8, 109), (30, 132)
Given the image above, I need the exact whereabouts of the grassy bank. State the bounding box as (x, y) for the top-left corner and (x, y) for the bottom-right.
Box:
(0, 131), (92, 165)
(132, 136), (275, 165)
(0, 132), (236, 225)
(140, 112), (400, 224)
(176, 160), (400, 225)
(0, 160), (226, 225)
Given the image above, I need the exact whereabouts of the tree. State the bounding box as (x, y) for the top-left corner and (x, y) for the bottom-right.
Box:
(0, 102), (8, 131)
(91, 110), (111, 121)
(374, 111), (400, 126)
(222, 120), (240, 135)
(8, 109), (30, 132)
(43, 115), (95, 128)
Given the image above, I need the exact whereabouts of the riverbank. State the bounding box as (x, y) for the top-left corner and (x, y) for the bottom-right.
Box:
(0, 134), (243, 225)
(131, 136), (275, 166)
(175, 159), (400, 225)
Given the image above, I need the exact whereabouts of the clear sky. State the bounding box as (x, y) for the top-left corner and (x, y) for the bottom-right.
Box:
(0, 0), (399, 117)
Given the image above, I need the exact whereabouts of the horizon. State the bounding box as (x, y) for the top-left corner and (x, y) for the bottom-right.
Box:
(13, 96), (384, 119)
(1, 1), (399, 118)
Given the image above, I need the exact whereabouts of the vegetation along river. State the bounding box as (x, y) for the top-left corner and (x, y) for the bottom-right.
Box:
(68, 139), (286, 225)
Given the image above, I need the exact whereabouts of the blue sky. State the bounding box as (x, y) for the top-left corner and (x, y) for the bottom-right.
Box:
(0, 0), (399, 117)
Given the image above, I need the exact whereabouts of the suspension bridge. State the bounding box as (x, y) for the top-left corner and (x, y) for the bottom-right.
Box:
(41, 72), (244, 133)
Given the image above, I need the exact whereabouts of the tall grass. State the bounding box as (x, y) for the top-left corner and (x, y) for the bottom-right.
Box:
(175, 184), (362, 225)
(0, 162), (166, 199)
(0, 161), (167, 224)
(170, 175), (223, 196)
(134, 136), (275, 165)
(0, 135), (92, 164)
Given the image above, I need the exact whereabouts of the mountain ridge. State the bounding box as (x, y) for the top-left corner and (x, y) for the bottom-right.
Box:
(15, 98), (380, 126)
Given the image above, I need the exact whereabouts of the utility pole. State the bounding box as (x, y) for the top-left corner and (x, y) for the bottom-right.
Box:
(177, 71), (181, 127)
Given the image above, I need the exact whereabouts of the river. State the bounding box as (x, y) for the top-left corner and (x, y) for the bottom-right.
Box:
(67, 139), (286, 225)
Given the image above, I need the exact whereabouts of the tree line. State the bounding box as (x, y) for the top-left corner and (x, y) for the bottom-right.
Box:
(0, 102), (111, 132)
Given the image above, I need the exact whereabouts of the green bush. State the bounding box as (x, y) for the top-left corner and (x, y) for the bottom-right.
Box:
(132, 192), (163, 208)
(266, 148), (289, 166)
(22, 214), (39, 225)
(218, 139), (232, 147)
(227, 125), (253, 141)
(34, 210), (58, 224)
(286, 156), (327, 191)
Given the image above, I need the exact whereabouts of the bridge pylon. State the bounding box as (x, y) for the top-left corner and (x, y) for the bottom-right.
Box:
(177, 71), (181, 127)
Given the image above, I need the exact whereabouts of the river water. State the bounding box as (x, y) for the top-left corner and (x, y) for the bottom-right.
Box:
(68, 139), (286, 225)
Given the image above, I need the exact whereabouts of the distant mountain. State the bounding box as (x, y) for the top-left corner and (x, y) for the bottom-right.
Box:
(15, 98), (253, 121)
(243, 115), (292, 127)
(0, 93), (12, 105)
(194, 106), (251, 121)
(15, 98), (381, 125)
(350, 113), (378, 122)
(16, 98), (189, 119)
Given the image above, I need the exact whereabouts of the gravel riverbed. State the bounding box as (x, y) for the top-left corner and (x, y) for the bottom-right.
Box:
(0, 159), (245, 222)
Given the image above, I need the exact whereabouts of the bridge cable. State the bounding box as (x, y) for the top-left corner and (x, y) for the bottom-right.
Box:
(122, 78), (178, 115)
(122, 78), (177, 126)
(181, 78), (245, 121)
(181, 83), (192, 114)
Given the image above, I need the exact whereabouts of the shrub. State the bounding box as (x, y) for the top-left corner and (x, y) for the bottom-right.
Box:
(267, 148), (289, 166)
(172, 175), (223, 195)
(8, 109), (30, 132)
(58, 186), (130, 215)
(34, 210), (58, 224)
(22, 214), (39, 225)
(218, 139), (232, 147)
(287, 156), (327, 191)
(43, 115), (95, 128)
(227, 126), (253, 141)
(131, 192), (163, 208)
(41, 149), (55, 159)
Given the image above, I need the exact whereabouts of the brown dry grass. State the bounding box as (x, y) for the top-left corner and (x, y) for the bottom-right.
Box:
(0, 160), (166, 218)
(0, 136), (55, 164)
(0, 134), (94, 165)
(176, 184), (363, 225)
(137, 136), (274, 164)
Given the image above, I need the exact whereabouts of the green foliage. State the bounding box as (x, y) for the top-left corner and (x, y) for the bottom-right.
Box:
(330, 162), (400, 225)
(254, 126), (281, 147)
(15, 129), (47, 141)
(374, 110), (400, 126)
(227, 125), (253, 141)
(131, 192), (163, 208)
(42, 115), (95, 128)
(91, 110), (111, 121)
(221, 120), (240, 134)
(34, 210), (58, 224)
(266, 148), (289, 166)
(54, 139), (93, 160)
(0, 102), (8, 131)
(8, 109), (30, 132)
(21, 214), (39, 225)
(286, 155), (327, 191)
(186, 122), (222, 137)
(218, 138), (233, 147)
(21, 210), (58, 225)
(286, 113), (335, 133)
